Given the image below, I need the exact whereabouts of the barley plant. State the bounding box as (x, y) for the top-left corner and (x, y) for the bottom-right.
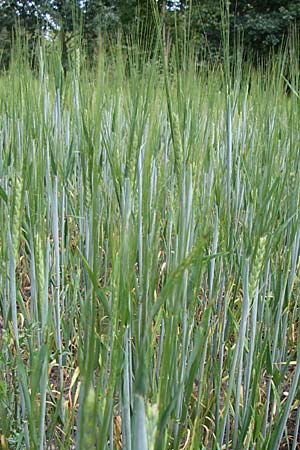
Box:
(0, 29), (300, 450)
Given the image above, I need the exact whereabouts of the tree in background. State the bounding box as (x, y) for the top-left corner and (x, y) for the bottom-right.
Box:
(0, 1), (299, 70)
(0, 0), (48, 68)
(232, 0), (300, 55)
(188, 0), (300, 59)
(0, 1), (163, 70)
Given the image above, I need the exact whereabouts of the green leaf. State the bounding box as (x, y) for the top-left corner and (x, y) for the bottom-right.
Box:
(77, 247), (112, 319)
(0, 185), (7, 204)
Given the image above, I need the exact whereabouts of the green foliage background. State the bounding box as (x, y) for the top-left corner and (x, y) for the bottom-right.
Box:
(0, 0), (300, 69)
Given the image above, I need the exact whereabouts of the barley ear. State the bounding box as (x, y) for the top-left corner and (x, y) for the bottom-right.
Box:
(81, 386), (97, 450)
(146, 402), (158, 450)
(249, 235), (267, 299)
(84, 172), (92, 210)
(172, 112), (183, 181)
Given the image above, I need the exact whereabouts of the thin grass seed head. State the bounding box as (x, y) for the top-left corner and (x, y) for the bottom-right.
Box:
(76, 48), (81, 76)
(172, 112), (183, 177)
(35, 233), (45, 312)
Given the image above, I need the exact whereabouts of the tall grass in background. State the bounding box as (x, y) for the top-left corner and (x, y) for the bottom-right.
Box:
(0, 20), (300, 450)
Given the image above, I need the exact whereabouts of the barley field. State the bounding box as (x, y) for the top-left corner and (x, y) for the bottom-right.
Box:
(0, 38), (300, 449)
